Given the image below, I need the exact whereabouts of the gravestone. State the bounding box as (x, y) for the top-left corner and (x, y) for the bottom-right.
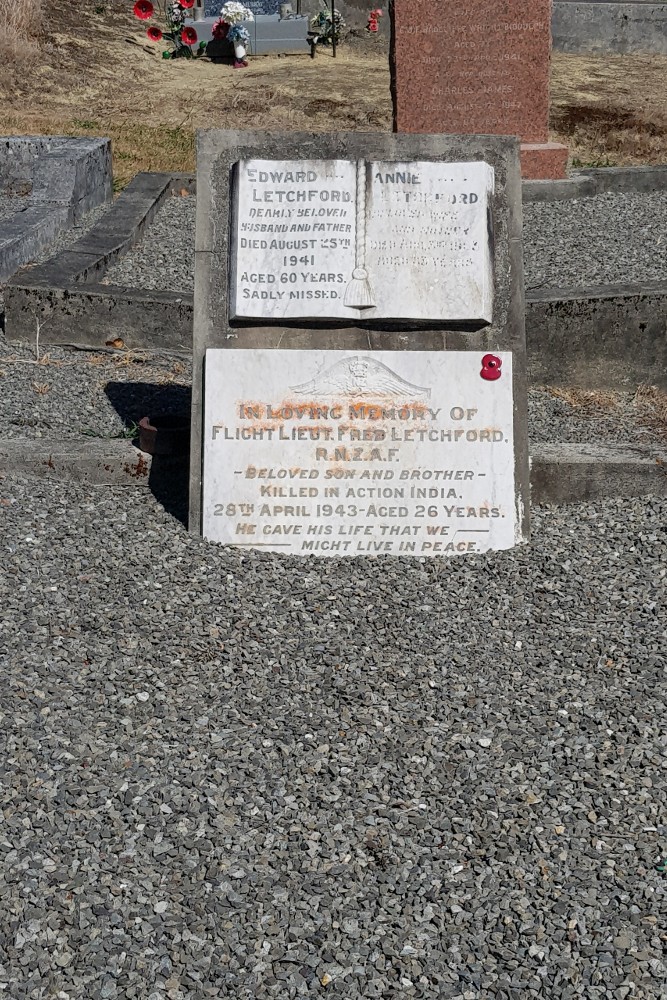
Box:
(391, 0), (568, 180)
(191, 130), (530, 557)
(204, 0), (280, 14)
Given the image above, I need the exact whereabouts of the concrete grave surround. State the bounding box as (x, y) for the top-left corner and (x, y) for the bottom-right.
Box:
(231, 158), (494, 323)
(6, 165), (667, 395)
(0, 136), (112, 283)
(553, 1), (667, 56)
(391, 0), (568, 180)
(191, 129), (529, 553)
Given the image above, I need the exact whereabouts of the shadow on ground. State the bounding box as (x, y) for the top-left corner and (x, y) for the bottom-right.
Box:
(105, 380), (191, 528)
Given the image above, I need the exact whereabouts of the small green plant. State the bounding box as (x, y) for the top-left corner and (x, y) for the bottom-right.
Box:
(108, 420), (141, 440)
(571, 155), (617, 168)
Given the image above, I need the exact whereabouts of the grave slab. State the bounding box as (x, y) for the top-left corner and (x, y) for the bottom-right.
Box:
(203, 348), (518, 556)
(191, 130), (530, 556)
(391, 0), (568, 179)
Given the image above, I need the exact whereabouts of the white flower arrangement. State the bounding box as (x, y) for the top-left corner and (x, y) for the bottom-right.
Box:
(219, 1), (255, 25)
(169, 1), (186, 27)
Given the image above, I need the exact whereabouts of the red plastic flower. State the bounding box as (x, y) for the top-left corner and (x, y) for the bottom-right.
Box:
(181, 25), (198, 45)
(212, 17), (228, 39)
(133, 0), (154, 19)
(179, 0), (196, 7)
(147, 25), (163, 41)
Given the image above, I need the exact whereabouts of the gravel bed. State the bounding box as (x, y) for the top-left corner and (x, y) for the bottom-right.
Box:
(0, 477), (665, 1000)
(0, 342), (191, 440)
(0, 194), (29, 220)
(0, 339), (663, 447)
(101, 191), (667, 294)
(523, 192), (667, 290)
(102, 195), (195, 291)
(526, 389), (661, 446)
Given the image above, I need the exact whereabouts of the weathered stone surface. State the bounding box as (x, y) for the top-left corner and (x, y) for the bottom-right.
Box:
(231, 158), (494, 322)
(3, 172), (189, 348)
(0, 136), (112, 282)
(553, 1), (667, 56)
(526, 280), (667, 390)
(203, 349), (517, 556)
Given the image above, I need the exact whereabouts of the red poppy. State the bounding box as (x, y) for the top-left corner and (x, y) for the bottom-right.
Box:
(212, 18), (228, 39)
(147, 25), (163, 41)
(133, 0), (154, 19)
(179, 0), (196, 7)
(181, 25), (198, 45)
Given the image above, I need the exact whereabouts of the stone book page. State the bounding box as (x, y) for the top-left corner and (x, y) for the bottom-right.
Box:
(230, 159), (494, 324)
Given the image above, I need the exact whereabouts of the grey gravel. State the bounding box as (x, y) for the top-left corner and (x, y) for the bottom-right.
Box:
(0, 194), (29, 220)
(0, 477), (665, 999)
(101, 191), (667, 294)
(102, 194), (195, 291)
(523, 192), (667, 290)
(1, 337), (663, 447)
(526, 388), (661, 446)
(0, 341), (191, 439)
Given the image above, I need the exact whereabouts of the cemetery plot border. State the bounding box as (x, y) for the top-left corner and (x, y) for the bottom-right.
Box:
(1, 438), (665, 504)
(3, 172), (195, 354)
(4, 165), (667, 394)
(0, 137), (112, 283)
(552, 1), (667, 57)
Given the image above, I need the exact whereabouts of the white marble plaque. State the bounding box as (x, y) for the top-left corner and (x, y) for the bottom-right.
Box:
(203, 349), (519, 557)
(230, 159), (494, 323)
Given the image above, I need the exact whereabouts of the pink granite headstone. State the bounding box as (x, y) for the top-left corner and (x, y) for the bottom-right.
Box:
(391, 0), (568, 179)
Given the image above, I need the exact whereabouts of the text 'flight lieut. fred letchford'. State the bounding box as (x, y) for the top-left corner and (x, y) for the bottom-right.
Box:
(230, 158), (494, 324)
(202, 351), (519, 558)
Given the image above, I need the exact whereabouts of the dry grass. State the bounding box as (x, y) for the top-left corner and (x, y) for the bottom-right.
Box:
(0, 0), (42, 61)
(0, 1), (665, 183)
(543, 387), (621, 412)
(633, 386), (667, 442)
(542, 385), (667, 442)
(551, 53), (667, 166)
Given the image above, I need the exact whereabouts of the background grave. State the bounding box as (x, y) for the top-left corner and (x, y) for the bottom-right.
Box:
(0, 136), (112, 283)
(392, 0), (568, 179)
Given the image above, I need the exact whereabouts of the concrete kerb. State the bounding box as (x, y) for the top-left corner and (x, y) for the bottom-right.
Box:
(522, 165), (667, 203)
(3, 165), (667, 389)
(1, 438), (665, 506)
(552, 1), (667, 57)
(4, 172), (194, 349)
(0, 137), (112, 283)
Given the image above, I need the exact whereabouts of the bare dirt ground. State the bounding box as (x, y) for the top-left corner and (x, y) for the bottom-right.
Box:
(0, 1), (665, 186)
